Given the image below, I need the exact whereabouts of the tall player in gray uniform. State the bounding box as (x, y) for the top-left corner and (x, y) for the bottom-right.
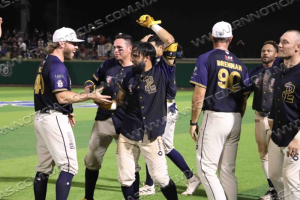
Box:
(82, 33), (133, 200)
(33, 27), (111, 200)
(139, 33), (201, 196)
(248, 40), (279, 200)
(268, 30), (300, 200)
(189, 21), (250, 200)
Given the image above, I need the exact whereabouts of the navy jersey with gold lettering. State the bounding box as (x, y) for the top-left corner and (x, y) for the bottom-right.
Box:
(85, 58), (132, 134)
(34, 55), (72, 114)
(120, 57), (174, 141)
(248, 58), (283, 113)
(190, 49), (250, 113)
(269, 63), (300, 147)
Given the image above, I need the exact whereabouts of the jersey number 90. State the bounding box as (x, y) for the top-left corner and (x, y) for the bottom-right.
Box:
(218, 68), (241, 92)
(34, 67), (45, 94)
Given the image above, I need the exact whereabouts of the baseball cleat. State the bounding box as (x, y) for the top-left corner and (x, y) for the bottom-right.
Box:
(259, 187), (279, 200)
(139, 183), (155, 195)
(181, 174), (201, 195)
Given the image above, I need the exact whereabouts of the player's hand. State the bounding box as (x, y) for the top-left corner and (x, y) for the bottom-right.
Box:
(94, 100), (117, 110)
(84, 84), (94, 93)
(92, 87), (112, 104)
(141, 34), (154, 42)
(136, 15), (161, 28)
(68, 113), (76, 127)
(189, 125), (199, 143)
(287, 138), (300, 157)
(0, 17), (3, 24)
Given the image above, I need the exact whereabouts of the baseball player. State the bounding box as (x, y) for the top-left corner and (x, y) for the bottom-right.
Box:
(248, 40), (279, 200)
(82, 33), (133, 200)
(189, 21), (250, 200)
(106, 15), (179, 200)
(138, 34), (201, 196)
(33, 27), (111, 200)
(268, 30), (300, 200)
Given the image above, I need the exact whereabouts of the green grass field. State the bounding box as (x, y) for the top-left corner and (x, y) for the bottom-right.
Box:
(0, 87), (266, 200)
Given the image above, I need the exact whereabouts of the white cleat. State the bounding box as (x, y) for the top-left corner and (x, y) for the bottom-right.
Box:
(181, 174), (201, 196)
(139, 183), (155, 196)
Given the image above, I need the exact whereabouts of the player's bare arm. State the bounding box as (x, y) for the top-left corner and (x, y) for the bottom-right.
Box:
(240, 95), (248, 118)
(136, 14), (176, 65)
(190, 85), (206, 142)
(114, 89), (126, 107)
(55, 87), (111, 104)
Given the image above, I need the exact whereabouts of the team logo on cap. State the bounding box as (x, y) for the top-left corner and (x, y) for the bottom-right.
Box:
(57, 80), (64, 88)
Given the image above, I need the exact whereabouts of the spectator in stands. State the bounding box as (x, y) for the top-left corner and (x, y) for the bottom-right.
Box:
(79, 44), (86, 60)
(10, 42), (19, 59)
(18, 38), (27, 58)
(38, 37), (44, 48)
(176, 44), (183, 59)
(105, 39), (112, 58)
(46, 31), (52, 43)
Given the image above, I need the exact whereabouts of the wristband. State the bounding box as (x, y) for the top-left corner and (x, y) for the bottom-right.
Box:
(190, 120), (198, 126)
(151, 24), (162, 34)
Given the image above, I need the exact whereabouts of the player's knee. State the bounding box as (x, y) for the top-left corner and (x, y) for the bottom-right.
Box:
(151, 172), (170, 188)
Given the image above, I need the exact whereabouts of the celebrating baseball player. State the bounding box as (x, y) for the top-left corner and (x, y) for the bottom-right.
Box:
(248, 40), (279, 200)
(189, 21), (250, 200)
(268, 30), (300, 200)
(33, 27), (111, 200)
(107, 15), (179, 200)
(82, 33), (133, 200)
(138, 33), (201, 196)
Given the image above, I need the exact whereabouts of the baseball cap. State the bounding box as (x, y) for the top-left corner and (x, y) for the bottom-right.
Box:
(52, 27), (84, 42)
(212, 21), (232, 38)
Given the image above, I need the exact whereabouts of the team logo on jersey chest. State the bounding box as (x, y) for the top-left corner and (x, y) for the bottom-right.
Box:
(282, 82), (295, 103)
(57, 80), (64, 88)
(106, 76), (113, 83)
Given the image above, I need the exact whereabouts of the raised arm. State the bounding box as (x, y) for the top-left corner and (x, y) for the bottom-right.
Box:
(0, 17), (3, 38)
(136, 15), (177, 65)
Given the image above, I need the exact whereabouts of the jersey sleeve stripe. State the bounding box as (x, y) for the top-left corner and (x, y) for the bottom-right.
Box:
(189, 81), (207, 88)
(52, 88), (68, 93)
(93, 74), (99, 81)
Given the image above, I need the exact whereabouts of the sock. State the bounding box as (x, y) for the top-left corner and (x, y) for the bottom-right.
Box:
(85, 168), (99, 200)
(161, 179), (178, 200)
(167, 149), (193, 179)
(145, 164), (154, 186)
(34, 172), (49, 200)
(121, 184), (138, 200)
(133, 172), (140, 198)
(267, 179), (275, 189)
(56, 171), (74, 200)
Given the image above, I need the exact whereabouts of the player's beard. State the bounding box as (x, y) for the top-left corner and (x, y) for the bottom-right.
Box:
(132, 61), (146, 74)
(63, 47), (73, 60)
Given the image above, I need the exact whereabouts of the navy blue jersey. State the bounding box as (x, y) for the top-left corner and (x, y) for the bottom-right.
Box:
(120, 57), (174, 141)
(249, 58), (283, 113)
(85, 58), (132, 134)
(34, 55), (72, 114)
(190, 49), (250, 113)
(269, 63), (300, 147)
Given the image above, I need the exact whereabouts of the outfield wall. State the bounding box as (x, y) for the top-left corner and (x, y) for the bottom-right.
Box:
(0, 59), (260, 87)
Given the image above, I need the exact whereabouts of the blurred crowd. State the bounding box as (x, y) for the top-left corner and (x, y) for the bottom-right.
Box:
(0, 28), (185, 60)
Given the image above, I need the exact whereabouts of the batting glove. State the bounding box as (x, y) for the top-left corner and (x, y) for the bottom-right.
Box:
(136, 15), (161, 28)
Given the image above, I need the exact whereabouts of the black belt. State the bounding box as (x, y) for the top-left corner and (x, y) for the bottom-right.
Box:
(257, 111), (270, 117)
(40, 109), (68, 115)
